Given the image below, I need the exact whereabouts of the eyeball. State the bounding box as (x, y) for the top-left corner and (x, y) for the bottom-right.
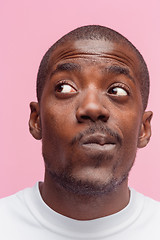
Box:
(108, 86), (128, 96)
(56, 83), (77, 93)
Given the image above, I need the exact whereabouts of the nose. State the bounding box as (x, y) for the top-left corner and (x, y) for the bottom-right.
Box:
(76, 89), (109, 123)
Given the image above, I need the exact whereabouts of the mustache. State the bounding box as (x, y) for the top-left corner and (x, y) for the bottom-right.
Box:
(71, 123), (122, 146)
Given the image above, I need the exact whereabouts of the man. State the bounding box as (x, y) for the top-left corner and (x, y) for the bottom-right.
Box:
(0, 25), (160, 239)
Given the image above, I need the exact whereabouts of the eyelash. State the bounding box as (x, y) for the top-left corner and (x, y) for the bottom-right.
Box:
(55, 80), (130, 98)
(55, 80), (77, 92)
(107, 83), (130, 95)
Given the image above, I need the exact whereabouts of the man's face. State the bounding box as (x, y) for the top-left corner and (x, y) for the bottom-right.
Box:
(30, 39), (152, 195)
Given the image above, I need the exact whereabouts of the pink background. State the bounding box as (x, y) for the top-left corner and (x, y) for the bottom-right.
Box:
(1, 0), (160, 200)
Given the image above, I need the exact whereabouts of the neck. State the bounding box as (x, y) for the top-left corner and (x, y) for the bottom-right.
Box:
(39, 174), (130, 220)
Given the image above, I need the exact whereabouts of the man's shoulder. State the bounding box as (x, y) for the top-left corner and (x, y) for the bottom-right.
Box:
(132, 188), (160, 203)
(0, 184), (44, 239)
(143, 192), (160, 212)
(0, 189), (23, 207)
(135, 189), (160, 207)
(132, 188), (160, 221)
(0, 185), (35, 220)
(0, 186), (28, 204)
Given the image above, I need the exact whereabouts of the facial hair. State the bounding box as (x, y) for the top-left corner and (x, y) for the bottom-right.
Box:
(44, 122), (135, 197)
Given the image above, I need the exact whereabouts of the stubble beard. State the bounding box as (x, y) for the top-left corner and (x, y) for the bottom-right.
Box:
(43, 123), (136, 198)
(44, 152), (134, 198)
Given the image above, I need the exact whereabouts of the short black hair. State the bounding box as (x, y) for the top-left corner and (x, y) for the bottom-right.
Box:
(36, 25), (149, 110)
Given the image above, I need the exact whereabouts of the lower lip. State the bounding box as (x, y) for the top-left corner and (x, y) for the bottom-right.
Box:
(82, 143), (116, 152)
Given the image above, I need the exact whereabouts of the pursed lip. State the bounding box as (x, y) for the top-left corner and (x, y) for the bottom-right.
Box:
(79, 134), (117, 152)
(80, 133), (117, 146)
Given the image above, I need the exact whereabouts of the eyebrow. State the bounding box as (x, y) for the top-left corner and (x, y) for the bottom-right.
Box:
(50, 62), (135, 83)
(104, 65), (135, 83)
(50, 62), (81, 78)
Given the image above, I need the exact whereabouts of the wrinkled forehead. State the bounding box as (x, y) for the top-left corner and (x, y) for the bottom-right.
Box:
(48, 39), (140, 79)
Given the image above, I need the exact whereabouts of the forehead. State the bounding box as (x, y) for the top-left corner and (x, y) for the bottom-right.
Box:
(48, 39), (140, 81)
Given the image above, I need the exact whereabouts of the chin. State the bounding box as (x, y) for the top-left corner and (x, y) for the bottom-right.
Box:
(47, 166), (129, 197)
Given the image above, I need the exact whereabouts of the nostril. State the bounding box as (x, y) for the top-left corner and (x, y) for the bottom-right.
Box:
(98, 115), (107, 121)
(81, 115), (91, 120)
(79, 114), (107, 122)
(77, 115), (92, 123)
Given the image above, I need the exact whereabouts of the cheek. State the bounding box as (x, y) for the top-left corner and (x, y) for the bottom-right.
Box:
(112, 113), (142, 177)
(40, 102), (76, 150)
(120, 112), (142, 152)
(40, 111), (68, 170)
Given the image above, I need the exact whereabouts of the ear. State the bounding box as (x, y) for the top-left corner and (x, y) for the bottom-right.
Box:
(29, 102), (42, 140)
(138, 111), (153, 148)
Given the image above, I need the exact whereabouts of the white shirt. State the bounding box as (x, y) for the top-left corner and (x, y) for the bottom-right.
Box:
(0, 182), (160, 239)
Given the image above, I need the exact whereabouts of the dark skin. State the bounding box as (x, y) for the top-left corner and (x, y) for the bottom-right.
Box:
(29, 39), (152, 220)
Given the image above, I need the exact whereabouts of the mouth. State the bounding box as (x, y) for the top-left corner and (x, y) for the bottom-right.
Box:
(80, 134), (117, 152)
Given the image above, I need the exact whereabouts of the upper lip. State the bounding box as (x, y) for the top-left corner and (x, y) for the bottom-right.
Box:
(80, 133), (116, 146)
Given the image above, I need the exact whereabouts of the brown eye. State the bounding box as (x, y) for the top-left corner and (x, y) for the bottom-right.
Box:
(108, 86), (128, 96)
(56, 83), (77, 93)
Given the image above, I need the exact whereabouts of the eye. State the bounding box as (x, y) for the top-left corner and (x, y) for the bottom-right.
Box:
(108, 84), (129, 96)
(55, 82), (77, 93)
